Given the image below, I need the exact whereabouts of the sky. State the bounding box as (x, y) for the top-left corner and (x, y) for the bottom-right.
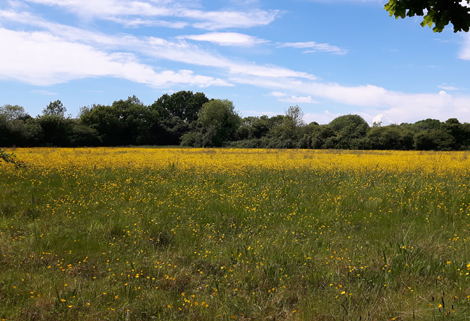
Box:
(1, 0), (470, 125)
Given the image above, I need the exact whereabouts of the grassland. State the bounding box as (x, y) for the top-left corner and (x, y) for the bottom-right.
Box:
(1, 148), (470, 320)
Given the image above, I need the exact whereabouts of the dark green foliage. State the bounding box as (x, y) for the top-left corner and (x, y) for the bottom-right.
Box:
(414, 129), (456, 151)
(0, 104), (28, 121)
(3, 96), (470, 150)
(364, 126), (414, 150)
(329, 114), (369, 132)
(80, 96), (159, 146)
(442, 118), (470, 149)
(43, 100), (66, 117)
(70, 123), (102, 147)
(184, 99), (241, 147)
(412, 118), (442, 131)
(0, 106), (40, 147)
(385, 0), (470, 32)
(235, 116), (271, 140)
(36, 115), (74, 147)
(150, 91), (209, 123)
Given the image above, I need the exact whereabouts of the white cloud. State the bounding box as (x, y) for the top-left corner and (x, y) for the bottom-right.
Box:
(279, 41), (347, 55)
(279, 95), (318, 104)
(135, 36), (317, 79)
(5, 0), (29, 9)
(438, 84), (459, 91)
(24, 0), (177, 17)
(372, 114), (395, 126)
(21, 0), (282, 30)
(178, 32), (268, 47)
(269, 91), (286, 97)
(0, 28), (231, 87)
(182, 9), (282, 30)
(106, 17), (188, 29)
(0, 10), (317, 81)
(230, 75), (470, 123)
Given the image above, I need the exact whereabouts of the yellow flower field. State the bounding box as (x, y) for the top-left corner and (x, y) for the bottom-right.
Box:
(1, 148), (470, 321)
(8, 147), (470, 173)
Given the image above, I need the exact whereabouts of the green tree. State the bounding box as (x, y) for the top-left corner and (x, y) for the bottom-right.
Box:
(285, 105), (305, 129)
(43, 100), (66, 117)
(193, 99), (241, 147)
(412, 118), (442, 131)
(414, 129), (456, 150)
(267, 106), (306, 141)
(151, 91), (209, 123)
(70, 121), (102, 147)
(80, 96), (159, 146)
(79, 104), (121, 146)
(329, 114), (368, 133)
(0, 104), (29, 121)
(37, 100), (73, 146)
(385, 0), (470, 32)
(328, 114), (369, 149)
(364, 125), (414, 150)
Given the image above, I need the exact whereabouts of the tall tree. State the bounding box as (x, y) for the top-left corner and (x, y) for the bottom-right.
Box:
(0, 105), (29, 121)
(151, 91), (209, 123)
(42, 100), (66, 117)
(194, 99), (241, 147)
(329, 114), (369, 149)
(37, 101), (73, 147)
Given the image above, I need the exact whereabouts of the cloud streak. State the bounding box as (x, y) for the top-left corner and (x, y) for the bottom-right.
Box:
(279, 41), (348, 55)
(232, 75), (470, 123)
(178, 32), (268, 47)
(0, 8), (317, 80)
(22, 0), (282, 30)
(278, 95), (318, 104)
(0, 28), (231, 87)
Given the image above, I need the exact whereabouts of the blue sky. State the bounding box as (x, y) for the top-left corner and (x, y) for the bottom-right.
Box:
(1, 0), (470, 124)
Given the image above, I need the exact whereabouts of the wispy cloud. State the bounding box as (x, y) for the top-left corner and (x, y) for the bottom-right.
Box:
(21, 0), (282, 30)
(438, 84), (459, 91)
(231, 75), (470, 123)
(0, 9), (316, 83)
(459, 32), (470, 60)
(269, 91), (286, 97)
(278, 41), (348, 55)
(178, 32), (268, 47)
(278, 95), (318, 104)
(0, 28), (231, 87)
(181, 8), (282, 30)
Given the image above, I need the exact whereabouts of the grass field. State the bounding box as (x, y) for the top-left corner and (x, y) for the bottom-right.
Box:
(1, 148), (470, 320)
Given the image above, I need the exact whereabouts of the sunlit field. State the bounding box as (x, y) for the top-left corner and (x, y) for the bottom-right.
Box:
(1, 148), (470, 320)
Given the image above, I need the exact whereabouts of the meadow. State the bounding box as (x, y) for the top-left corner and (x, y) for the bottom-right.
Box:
(1, 148), (470, 320)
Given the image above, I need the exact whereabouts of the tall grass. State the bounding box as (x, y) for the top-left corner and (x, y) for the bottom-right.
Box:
(0, 148), (469, 320)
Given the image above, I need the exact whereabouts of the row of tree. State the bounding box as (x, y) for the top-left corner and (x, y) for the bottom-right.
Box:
(1, 91), (470, 151)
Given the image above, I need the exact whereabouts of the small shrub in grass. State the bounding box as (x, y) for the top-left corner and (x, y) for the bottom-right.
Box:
(0, 148), (27, 168)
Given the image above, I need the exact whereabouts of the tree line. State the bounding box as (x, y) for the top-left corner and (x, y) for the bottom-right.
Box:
(2, 91), (470, 151)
